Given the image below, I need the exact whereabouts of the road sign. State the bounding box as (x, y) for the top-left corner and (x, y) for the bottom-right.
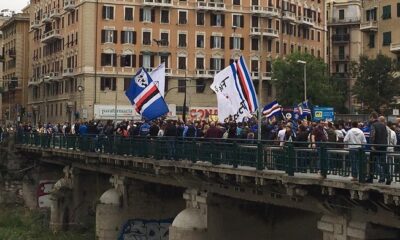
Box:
(393, 109), (399, 116)
(313, 107), (335, 122)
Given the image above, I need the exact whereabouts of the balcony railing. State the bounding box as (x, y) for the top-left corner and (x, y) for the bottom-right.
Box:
(328, 17), (360, 25)
(41, 29), (62, 43)
(332, 34), (350, 43)
(196, 1), (225, 11)
(195, 69), (211, 77)
(281, 11), (296, 22)
(360, 21), (377, 31)
(297, 16), (314, 27)
(142, 0), (173, 7)
(49, 72), (62, 81)
(49, 9), (61, 19)
(41, 13), (51, 23)
(251, 6), (279, 17)
(250, 27), (279, 38)
(63, 68), (75, 77)
(332, 55), (350, 62)
(30, 20), (41, 30)
(390, 43), (400, 53)
(64, 0), (76, 11)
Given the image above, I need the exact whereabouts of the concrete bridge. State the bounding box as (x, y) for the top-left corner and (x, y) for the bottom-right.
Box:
(5, 134), (400, 239)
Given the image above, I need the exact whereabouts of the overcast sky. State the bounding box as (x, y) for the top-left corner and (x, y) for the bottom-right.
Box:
(1, 0), (30, 12)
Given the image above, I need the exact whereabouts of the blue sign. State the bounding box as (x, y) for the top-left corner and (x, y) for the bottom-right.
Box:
(313, 107), (334, 121)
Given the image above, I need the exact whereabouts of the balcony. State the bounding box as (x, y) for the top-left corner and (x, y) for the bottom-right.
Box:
(297, 16), (314, 27)
(142, 0), (173, 7)
(262, 72), (272, 80)
(195, 69), (211, 78)
(360, 21), (377, 31)
(49, 9), (61, 19)
(30, 20), (41, 30)
(250, 27), (279, 38)
(251, 6), (279, 17)
(63, 68), (75, 77)
(165, 68), (172, 76)
(281, 11), (296, 22)
(328, 17), (360, 25)
(28, 78), (41, 87)
(332, 55), (350, 62)
(49, 72), (62, 81)
(332, 34), (350, 43)
(390, 43), (400, 53)
(41, 29), (62, 43)
(196, 1), (225, 11)
(64, 0), (76, 11)
(41, 13), (51, 24)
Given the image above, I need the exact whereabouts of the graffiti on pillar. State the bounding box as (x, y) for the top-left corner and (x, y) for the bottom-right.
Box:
(37, 180), (55, 208)
(118, 218), (173, 240)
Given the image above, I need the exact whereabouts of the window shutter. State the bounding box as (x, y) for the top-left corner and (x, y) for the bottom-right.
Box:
(229, 37), (233, 49)
(102, 6), (106, 19)
(210, 58), (214, 70)
(120, 55), (125, 67)
(151, 9), (155, 22)
(150, 55), (155, 67)
(121, 31), (125, 44)
(101, 53), (105, 66)
(240, 16), (244, 27)
(221, 59), (225, 68)
(210, 36), (214, 48)
(139, 8), (143, 21)
(221, 37), (225, 49)
(240, 38), (244, 50)
(139, 55), (143, 67)
(110, 7), (114, 19)
(210, 14), (215, 26)
(101, 30), (105, 43)
(132, 54), (137, 67)
(113, 30), (118, 43)
(221, 14), (225, 26)
(113, 54), (117, 66)
(133, 31), (137, 44)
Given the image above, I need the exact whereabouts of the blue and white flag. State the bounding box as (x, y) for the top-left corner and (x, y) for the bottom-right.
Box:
(301, 100), (312, 115)
(262, 100), (282, 118)
(125, 68), (169, 120)
(234, 56), (259, 114)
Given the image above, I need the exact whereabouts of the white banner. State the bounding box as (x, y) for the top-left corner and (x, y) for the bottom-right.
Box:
(210, 64), (251, 122)
(94, 105), (141, 120)
(150, 63), (166, 97)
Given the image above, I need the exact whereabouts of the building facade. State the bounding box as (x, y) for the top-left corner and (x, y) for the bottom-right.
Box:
(0, 15), (11, 123)
(0, 12), (30, 124)
(326, 0), (361, 113)
(27, 0), (326, 123)
(360, 0), (400, 60)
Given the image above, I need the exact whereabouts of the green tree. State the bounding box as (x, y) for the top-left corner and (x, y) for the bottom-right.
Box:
(352, 54), (400, 113)
(272, 52), (346, 111)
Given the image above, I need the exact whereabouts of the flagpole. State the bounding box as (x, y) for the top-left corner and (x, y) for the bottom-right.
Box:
(257, 27), (263, 141)
(182, 71), (187, 123)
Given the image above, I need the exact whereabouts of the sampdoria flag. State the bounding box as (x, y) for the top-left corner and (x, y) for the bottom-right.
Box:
(301, 100), (312, 115)
(262, 100), (282, 118)
(233, 56), (259, 113)
(211, 62), (252, 122)
(150, 62), (166, 97)
(125, 68), (169, 120)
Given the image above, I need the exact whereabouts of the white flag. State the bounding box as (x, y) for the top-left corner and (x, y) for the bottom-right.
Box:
(150, 62), (166, 97)
(210, 64), (252, 122)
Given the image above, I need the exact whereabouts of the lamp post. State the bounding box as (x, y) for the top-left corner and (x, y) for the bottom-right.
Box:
(297, 60), (307, 102)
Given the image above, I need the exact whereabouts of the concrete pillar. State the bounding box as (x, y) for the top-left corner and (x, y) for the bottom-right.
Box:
(318, 215), (399, 240)
(169, 189), (208, 240)
(22, 178), (37, 209)
(96, 175), (125, 240)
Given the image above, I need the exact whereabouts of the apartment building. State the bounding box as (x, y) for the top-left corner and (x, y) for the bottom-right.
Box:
(28, 0), (326, 123)
(0, 12), (30, 124)
(0, 15), (11, 123)
(360, 0), (400, 61)
(326, 0), (361, 113)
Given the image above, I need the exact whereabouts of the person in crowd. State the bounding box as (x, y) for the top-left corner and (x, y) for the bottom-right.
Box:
(205, 122), (223, 139)
(344, 121), (367, 181)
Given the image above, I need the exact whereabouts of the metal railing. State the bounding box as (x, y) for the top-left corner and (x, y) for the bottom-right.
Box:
(15, 133), (400, 184)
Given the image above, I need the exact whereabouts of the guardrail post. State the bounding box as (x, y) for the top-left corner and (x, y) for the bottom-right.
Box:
(232, 141), (238, 168)
(358, 148), (366, 183)
(190, 139), (196, 163)
(319, 143), (327, 178)
(143, 136), (149, 158)
(286, 142), (295, 176)
(257, 142), (264, 170)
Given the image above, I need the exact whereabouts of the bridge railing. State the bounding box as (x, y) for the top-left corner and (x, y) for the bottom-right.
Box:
(16, 133), (400, 184)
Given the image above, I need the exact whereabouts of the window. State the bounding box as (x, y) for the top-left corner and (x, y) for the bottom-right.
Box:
(197, 12), (205, 25)
(178, 79), (186, 93)
(366, 8), (377, 21)
(232, 15), (244, 28)
(276, 41), (280, 53)
(178, 11), (187, 24)
(233, 0), (240, 6)
(267, 40), (272, 52)
(102, 6), (114, 20)
(101, 53), (116, 66)
(398, 3), (400, 17)
(100, 77), (116, 91)
(121, 54), (136, 67)
(125, 7), (133, 21)
(160, 32), (169, 46)
(101, 30), (117, 43)
(317, 31), (321, 42)
(160, 55), (169, 67)
(121, 31), (136, 44)
(196, 57), (204, 69)
(369, 33), (375, 48)
(210, 36), (224, 49)
(283, 43), (287, 54)
(251, 60), (258, 72)
(251, 38), (259, 51)
(210, 58), (224, 71)
(383, 31), (391, 46)
(124, 78), (131, 91)
(382, 5), (391, 20)
(196, 79), (206, 93)
(178, 57), (186, 69)
(338, 9), (344, 20)
(140, 8), (154, 22)
(161, 10), (169, 23)
(143, 31), (151, 45)
(178, 33), (187, 47)
(230, 37), (244, 50)
(311, 30), (314, 40)
(210, 13), (225, 27)
(338, 46), (345, 59)
(140, 54), (154, 68)
(196, 34), (205, 48)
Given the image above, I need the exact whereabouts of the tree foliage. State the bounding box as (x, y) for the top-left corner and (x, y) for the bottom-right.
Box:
(272, 52), (346, 111)
(352, 54), (400, 113)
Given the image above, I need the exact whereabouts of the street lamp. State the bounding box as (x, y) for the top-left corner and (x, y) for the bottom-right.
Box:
(297, 60), (307, 102)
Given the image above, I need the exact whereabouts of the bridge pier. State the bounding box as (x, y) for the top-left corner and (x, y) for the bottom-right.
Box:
(169, 189), (208, 240)
(318, 215), (399, 240)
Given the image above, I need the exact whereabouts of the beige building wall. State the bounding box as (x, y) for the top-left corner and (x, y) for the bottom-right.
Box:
(0, 12), (30, 124)
(28, 0), (326, 123)
(0, 16), (11, 123)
